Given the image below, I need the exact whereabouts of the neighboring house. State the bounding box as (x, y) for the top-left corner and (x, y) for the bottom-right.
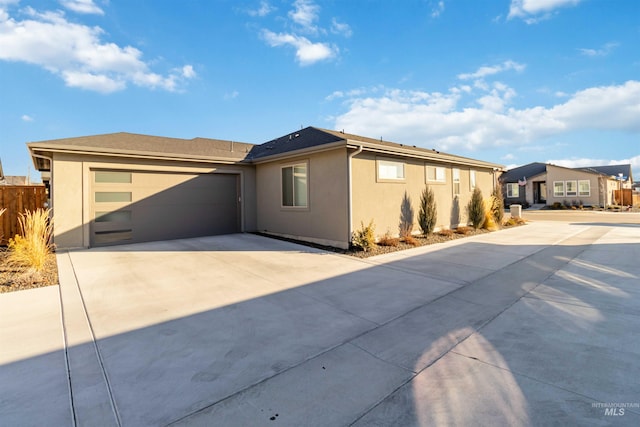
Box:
(28, 127), (503, 249)
(500, 162), (633, 208)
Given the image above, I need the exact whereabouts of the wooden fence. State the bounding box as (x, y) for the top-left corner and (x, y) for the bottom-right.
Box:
(0, 185), (48, 245)
(613, 189), (638, 206)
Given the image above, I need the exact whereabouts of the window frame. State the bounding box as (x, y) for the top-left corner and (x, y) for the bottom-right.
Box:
(553, 181), (565, 197)
(578, 180), (590, 197)
(281, 162), (309, 208)
(565, 180), (577, 197)
(376, 158), (405, 182)
(469, 169), (477, 190)
(426, 165), (446, 184)
(506, 183), (519, 198)
(452, 168), (461, 195)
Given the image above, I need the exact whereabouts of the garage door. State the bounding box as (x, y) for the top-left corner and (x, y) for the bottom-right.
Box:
(91, 170), (240, 246)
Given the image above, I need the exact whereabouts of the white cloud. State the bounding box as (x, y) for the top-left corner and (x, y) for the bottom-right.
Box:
(458, 60), (525, 80)
(259, 0), (348, 65)
(508, 0), (581, 23)
(579, 42), (618, 57)
(60, 0), (104, 15)
(331, 79), (640, 153)
(247, 1), (275, 17)
(21, 114), (34, 122)
(224, 90), (239, 100)
(262, 29), (336, 65)
(331, 18), (352, 37)
(180, 65), (196, 78)
(288, 0), (320, 34)
(431, 1), (445, 18)
(0, 5), (194, 93)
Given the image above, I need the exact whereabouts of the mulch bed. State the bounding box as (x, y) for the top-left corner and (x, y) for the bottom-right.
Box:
(0, 248), (59, 294)
(257, 222), (525, 259)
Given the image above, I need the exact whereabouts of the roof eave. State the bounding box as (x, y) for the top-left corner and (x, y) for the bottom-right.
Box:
(346, 140), (504, 170)
(28, 146), (248, 166)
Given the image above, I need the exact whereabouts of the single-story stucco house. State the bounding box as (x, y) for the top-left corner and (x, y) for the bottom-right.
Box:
(500, 162), (633, 208)
(28, 127), (503, 249)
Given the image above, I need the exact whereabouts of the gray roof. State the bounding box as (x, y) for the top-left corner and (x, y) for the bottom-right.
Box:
(28, 127), (504, 171)
(249, 126), (504, 169)
(578, 164), (633, 180)
(500, 162), (547, 182)
(28, 132), (255, 171)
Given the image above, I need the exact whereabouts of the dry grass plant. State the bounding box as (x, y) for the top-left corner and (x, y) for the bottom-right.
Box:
(482, 198), (499, 231)
(455, 226), (473, 235)
(402, 234), (419, 246)
(378, 230), (399, 247)
(352, 220), (376, 252)
(8, 208), (54, 272)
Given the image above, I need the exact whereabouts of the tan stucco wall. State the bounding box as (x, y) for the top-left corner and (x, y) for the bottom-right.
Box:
(255, 148), (349, 248)
(545, 165), (604, 207)
(50, 152), (256, 248)
(351, 152), (497, 239)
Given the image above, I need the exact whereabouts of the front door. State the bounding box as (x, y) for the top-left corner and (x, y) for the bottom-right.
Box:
(534, 182), (546, 203)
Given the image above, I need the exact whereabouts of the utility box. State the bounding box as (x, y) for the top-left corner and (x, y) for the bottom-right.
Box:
(510, 204), (522, 218)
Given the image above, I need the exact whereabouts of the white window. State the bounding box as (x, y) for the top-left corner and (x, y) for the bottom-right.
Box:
(452, 168), (460, 195)
(426, 165), (446, 183)
(578, 180), (590, 197)
(566, 180), (577, 197)
(506, 183), (519, 198)
(377, 159), (405, 181)
(282, 163), (308, 207)
(553, 181), (565, 197)
(470, 170), (477, 189)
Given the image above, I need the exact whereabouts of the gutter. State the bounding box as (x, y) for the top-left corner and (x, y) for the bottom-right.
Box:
(347, 145), (363, 247)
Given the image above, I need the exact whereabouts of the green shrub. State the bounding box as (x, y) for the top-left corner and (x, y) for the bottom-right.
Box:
(467, 187), (485, 229)
(352, 220), (376, 252)
(418, 185), (437, 235)
(8, 208), (53, 271)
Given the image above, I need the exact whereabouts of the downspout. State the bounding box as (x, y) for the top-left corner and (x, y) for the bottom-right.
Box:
(30, 153), (54, 210)
(347, 145), (363, 248)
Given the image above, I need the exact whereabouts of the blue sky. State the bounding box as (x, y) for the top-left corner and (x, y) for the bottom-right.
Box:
(1, 0), (638, 180)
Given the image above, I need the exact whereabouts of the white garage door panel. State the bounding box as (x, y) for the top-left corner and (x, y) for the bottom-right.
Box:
(91, 171), (240, 247)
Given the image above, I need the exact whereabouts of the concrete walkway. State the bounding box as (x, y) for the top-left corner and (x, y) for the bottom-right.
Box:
(1, 220), (639, 426)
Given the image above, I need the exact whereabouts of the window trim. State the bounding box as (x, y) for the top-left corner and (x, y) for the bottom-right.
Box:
(376, 158), (406, 182)
(280, 161), (309, 209)
(578, 180), (590, 197)
(565, 180), (577, 197)
(469, 169), (477, 189)
(553, 181), (565, 197)
(506, 183), (519, 198)
(452, 168), (461, 196)
(426, 164), (446, 184)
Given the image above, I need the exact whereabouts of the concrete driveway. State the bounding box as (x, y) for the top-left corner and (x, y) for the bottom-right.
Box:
(2, 220), (639, 426)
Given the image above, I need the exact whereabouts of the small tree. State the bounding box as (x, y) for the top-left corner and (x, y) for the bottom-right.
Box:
(467, 187), (485, 229)
(490, 186), (504, 224)
(418, 185), (437, 235)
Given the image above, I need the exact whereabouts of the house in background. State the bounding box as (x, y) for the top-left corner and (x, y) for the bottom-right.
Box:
(500, 162), (633, 208)
(28, 127), (503, 249)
